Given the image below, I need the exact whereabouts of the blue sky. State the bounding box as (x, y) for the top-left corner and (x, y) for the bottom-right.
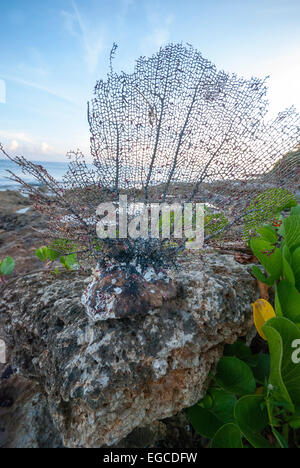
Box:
(0, 0), (300, 161)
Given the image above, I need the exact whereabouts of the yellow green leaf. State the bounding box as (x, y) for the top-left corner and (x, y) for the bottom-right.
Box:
(252, 299), (276, 340)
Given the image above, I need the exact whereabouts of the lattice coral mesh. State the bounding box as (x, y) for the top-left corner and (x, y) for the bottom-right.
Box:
(1, 44), (299, 263)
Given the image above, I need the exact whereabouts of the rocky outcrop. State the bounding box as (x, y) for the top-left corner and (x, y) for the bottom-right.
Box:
(0, 251), (258, 447)
(0, 376), (63, 448)
(0, 190), (45, 274)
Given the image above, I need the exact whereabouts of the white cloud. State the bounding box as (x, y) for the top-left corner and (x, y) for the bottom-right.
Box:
(62, 1), (104, 73)
(148, 27), (170, 48)
(0, 131), (58, 160)
(41, 142), (51, 153)
(142, 13), (174, 49)
(264, 51), (300, 116)
(0, 131), (34, 144)
(0, 73), (80, 107)
(10, 140), (19, 151)
(230, 46), (300, 118)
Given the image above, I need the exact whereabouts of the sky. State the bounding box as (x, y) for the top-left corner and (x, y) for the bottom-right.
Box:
(0, 0), (300, 161)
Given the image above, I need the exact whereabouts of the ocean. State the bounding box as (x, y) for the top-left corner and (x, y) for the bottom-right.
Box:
(0, 159), (70, 190)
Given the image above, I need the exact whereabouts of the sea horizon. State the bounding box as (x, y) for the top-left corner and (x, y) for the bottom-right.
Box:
(0, 158), (70, 191)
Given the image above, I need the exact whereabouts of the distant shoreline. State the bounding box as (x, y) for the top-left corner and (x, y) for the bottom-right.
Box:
(0, 159), (69, 190)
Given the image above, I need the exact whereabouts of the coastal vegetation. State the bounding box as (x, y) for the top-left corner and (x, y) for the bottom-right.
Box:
(188, 203), (300, 448)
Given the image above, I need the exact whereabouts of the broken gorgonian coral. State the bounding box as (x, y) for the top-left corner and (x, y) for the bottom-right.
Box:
(1, 43), (300, 273)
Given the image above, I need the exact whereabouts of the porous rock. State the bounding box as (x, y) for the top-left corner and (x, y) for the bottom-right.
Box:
(0, 251), (258, 447)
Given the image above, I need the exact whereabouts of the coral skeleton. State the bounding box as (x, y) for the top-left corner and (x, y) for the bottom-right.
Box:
(1, 43), (300, 319)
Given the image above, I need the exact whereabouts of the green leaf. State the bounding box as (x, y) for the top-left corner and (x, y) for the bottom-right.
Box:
(35, 246), (49, 262)
(292, 247), (300, 270)
(35, 246), (59, 262)
(272, 428), (289, 448)
(204, 212), (228, 239)
(275, 286), (283, 317)
(291, 247), (300, 291)
(284, 216), (300, 252)
(277, 280), (300, 322)
(211, 423), (243, 449)
(282, 244), (291, 263)
(187, 405), (223, 439)
(246, 353), (270, 385)
(257, 225), (278, 244)
(278, 215), (286, 237)
(224, 340), (252, 361)
(282, 257), (295, 285)
(188, 389), (237, 439)
(235, 395), (272, 448)
(60, 253), (78, 271)
(251, 265), (277, 286)
(224, 342), (270, 385)
(199, 394), (213, 409)
(291, 205), (300, 216)
(215, 357), (256, 396)
(60, 256), (69, 270)
(263, 323), (293, 412)
(209, 389), (237, 424)
(250, 238), (282, 282)
(0, 256), (15, 276)
(244, 188), (296, 240)
(289, 408), (300, 429)
(263, 317), (300, 409)
(47, 249), (60, 261)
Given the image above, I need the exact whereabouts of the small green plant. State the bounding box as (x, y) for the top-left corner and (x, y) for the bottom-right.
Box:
(35, 245), (79, 274)
(35, 246), (60, 263)
(204, 209), (228, 240)
(249, 204), (300, 322)
(0, 256), (15, 283)
(244, 188), (297, 241)
(59, 254), (79, 271)
(157, 206), (228, 244)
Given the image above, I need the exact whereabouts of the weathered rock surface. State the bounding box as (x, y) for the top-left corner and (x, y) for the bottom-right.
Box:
(82, 263), (178, 321)
(0, 376), (63, 448)
(0, 190), (45, 274)
(0, 251), (258, 447)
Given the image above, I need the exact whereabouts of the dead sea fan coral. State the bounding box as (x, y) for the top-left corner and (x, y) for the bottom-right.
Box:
(1, 43), (300, 267)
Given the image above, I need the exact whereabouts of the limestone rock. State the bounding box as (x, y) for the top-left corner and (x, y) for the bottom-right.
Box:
(0, 251), (258, 447)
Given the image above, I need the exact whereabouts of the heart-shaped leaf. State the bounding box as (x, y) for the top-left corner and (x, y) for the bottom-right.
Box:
(277, 280), (300, 323)
(235, 395), (272, 448)
(263, 317), (300, 409)
(215, 357), (256, 396)
(250, 238), (282, 283)
(187, 405), (223, 439)
(211, 423), (243, 448)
